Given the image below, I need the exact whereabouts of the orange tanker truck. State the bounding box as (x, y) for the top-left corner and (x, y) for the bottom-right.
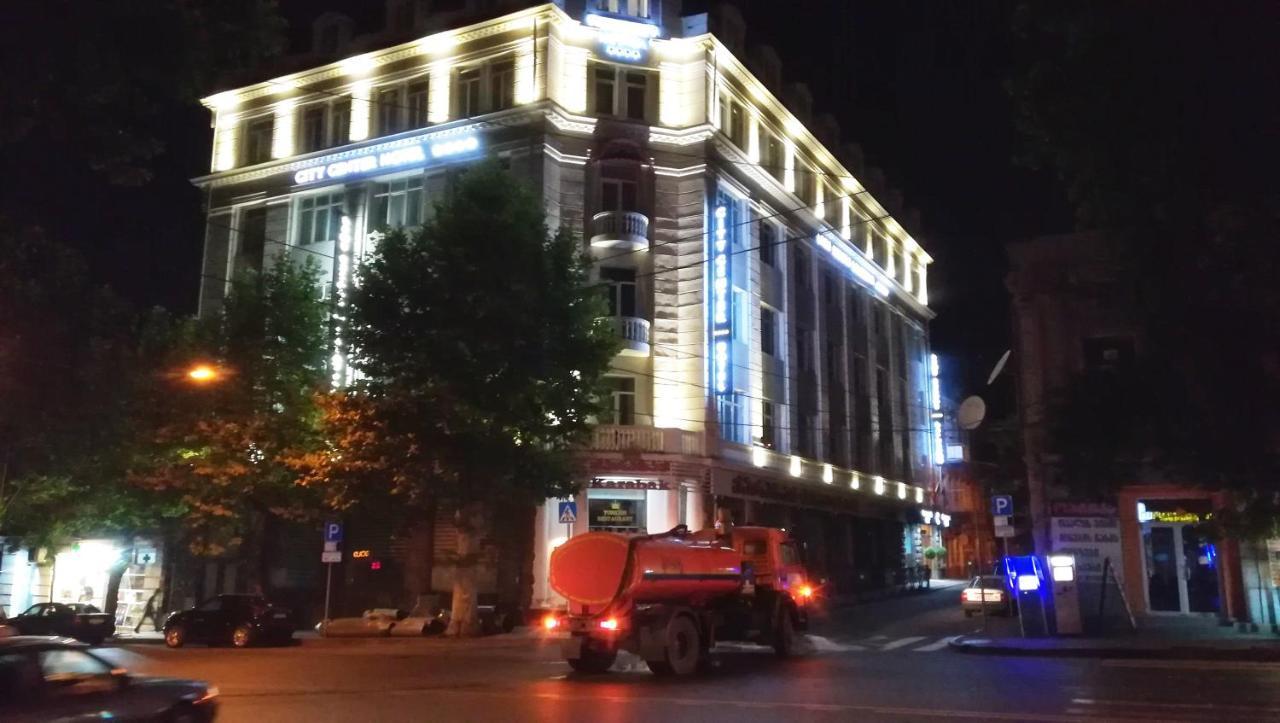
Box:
(544, 524), (815, 675)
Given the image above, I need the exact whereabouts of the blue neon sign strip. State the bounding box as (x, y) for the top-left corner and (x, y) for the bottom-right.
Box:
(711, 204), (731, 395)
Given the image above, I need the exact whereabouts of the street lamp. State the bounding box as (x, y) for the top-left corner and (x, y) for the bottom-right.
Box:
(186, 364), (221, 383)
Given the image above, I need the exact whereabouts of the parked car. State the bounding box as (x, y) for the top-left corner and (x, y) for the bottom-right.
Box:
(163, 594), (294, 648)
(961, 575), (1014, 617)
(8, 603), (114, 645)
(0, 636), (218, 722)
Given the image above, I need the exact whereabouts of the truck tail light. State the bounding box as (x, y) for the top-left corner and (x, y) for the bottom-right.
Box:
(542, 614), (560, 631)
(598, 617), (619, 631)
(795, 584), (814, 601)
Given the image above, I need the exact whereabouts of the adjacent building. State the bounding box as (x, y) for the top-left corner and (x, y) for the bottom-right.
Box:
(1007, 231), (1274, 626)
(195, 0), (939, 615)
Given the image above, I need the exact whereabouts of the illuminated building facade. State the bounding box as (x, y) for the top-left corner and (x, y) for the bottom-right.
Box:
(195, 0), (939, 612)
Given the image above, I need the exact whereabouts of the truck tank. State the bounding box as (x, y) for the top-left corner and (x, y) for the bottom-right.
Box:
(550, 531), (744, 607)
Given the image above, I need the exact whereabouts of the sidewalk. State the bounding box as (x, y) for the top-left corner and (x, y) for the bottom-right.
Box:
(951, 615), (1280, 661)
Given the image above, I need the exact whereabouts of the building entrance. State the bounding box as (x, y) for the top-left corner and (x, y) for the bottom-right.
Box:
(1142, 521), (1218, 614)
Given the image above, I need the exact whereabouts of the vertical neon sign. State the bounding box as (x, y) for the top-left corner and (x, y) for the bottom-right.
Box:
(930, 352), (944, 464)
(712, 204), (731, 394)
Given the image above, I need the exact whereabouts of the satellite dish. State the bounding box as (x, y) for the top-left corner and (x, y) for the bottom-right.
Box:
(986, 349), (1011, 386)
(957, 395), (987, 430)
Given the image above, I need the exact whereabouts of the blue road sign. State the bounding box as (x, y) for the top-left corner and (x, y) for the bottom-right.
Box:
(991, 495), (1014, 516)
(324, 521), (344, 544)
(558, 501), (578, 525)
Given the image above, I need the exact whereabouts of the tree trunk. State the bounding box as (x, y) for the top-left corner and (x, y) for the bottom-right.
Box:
(445, 501), (485, 637)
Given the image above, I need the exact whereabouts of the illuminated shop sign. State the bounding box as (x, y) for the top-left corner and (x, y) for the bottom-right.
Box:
(814, 232), (891, 297)
(585, 12), (656, 63)
(711, 204), (731, 394)
(930, 353), (944, 465)
(291, 134), (481, 186)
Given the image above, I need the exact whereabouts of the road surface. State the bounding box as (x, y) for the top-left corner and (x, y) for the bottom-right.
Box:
(97, 584), (1280, 722)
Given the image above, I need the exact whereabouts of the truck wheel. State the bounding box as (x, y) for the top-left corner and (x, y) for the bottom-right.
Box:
(566, 646), (616, 674)
(648, 615), (701, 676)
(773, 607), (797, 658)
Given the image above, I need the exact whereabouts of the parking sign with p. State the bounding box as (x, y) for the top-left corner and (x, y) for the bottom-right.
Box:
(324, 521), (344, 544)
(991, 495), (1013, 516)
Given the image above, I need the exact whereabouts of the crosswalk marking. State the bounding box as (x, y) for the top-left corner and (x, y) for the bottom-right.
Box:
(912, 636), (955, 652)
(878, 635), (927, 650)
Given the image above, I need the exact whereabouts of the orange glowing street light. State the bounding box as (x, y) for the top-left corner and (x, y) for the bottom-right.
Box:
(186, 364), (220, 383)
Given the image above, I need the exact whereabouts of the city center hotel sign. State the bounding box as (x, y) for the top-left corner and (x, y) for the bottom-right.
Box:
(289, 134), (481, 186)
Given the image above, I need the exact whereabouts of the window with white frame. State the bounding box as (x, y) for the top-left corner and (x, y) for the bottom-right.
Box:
(295, 192), (345, 246)
(490, 60), (515, 111)
(759, 222), (777, 267)
(596, 0), (650, 18)
(376, 87), (403, 136)
(602, 375), (637, 425)
(406, 80), (429, 128)
(369, 176), (424, 231)
(590, 63), (654, 121)
(761, 400), (777, 448)
(600, 267), (637, 317)
(243, 117), (274, 165)
(300, 106), (326, 153)
(329, 98), (351, 147)
(457, 67), (482, 117)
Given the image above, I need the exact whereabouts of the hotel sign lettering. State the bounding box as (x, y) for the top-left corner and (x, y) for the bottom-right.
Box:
(290, 135), (481, 186)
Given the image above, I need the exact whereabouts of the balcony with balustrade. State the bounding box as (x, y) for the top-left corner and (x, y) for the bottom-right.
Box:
(588, 425), (705, 456)
(590, 210), (649, 251)
(601, 315), (651, 356)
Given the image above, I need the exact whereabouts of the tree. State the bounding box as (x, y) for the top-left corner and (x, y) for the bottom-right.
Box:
(0, 225), (170, 551)
(1008, 2), (1280, 532)
(300, 163), (617, 635)
(129, 257), (329, 593)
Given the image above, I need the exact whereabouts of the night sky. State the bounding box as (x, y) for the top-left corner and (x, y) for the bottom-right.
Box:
(40, 1), (1073, 410)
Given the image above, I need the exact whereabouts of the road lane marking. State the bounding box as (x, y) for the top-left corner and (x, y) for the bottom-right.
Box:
(1072, 697), (1280, 714)
(878, 635), (926, 650)
(913, 636), (956, 652)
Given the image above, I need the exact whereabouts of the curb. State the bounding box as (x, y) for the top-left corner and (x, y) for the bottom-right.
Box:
(948, 636), (1280, 662)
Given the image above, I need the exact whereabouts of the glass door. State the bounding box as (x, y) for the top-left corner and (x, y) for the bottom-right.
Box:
(1144, 523), (1221, 614)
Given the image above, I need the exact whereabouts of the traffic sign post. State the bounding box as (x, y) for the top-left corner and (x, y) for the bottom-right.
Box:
(990, 497), (1022, 636)
(558, 500), (577, 543)
(321, 521), (344, 632)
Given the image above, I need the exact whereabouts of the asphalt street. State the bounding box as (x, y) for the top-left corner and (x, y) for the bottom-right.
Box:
(97, 584), (1280, 722)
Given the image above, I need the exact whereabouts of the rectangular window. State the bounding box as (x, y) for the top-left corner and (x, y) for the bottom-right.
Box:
(233, 207), (267, 277)
(457, 68), (482, 117)
(761, 306), (777, 356)
(798, 329), (814, 371)
(728, 101), (745, 148)
(490, 60), (515, 111)
(376, 87), (402, 135)
(329, 99), (351, 147)
(793, 248), (809, 289)
(625, 71), (648, 121)
(594, 65), (616, 115)
(759, 223), (776, 266)
(296, 193), (345, 246)
(766, 133), (785, 183)
(823, 272), (835, 307)
(601, 267), (637, 317)
(603, 376), (636, 425)
(243, 117), (274, 165)
(599, 0), (650, 17)
(601, 179), (637, 211)
(406, 81), (429, 128)
(369, 176), (424, 231)
(761, 401), (776, 448)
(301, 106), (326, 153)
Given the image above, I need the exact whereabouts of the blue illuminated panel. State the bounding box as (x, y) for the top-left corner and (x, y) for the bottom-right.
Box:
(711, 204), (731, 394)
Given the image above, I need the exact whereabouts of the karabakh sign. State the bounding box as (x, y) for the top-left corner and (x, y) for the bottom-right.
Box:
(291, 135), (480, 186)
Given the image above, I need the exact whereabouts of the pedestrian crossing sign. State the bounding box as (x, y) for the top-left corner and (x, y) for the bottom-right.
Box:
(558, 501), (577, 524)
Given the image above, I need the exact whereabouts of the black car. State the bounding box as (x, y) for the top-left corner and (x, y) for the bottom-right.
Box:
(0, 636), (218, 722)
(163, 594), (294, 648)
(8, 603), (115, 646)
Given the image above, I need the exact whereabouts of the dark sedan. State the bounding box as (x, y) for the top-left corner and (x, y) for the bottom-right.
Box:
(8, 603), (114, 646)
(0, 636), (218, 722)
(164, 594), (294, 648)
